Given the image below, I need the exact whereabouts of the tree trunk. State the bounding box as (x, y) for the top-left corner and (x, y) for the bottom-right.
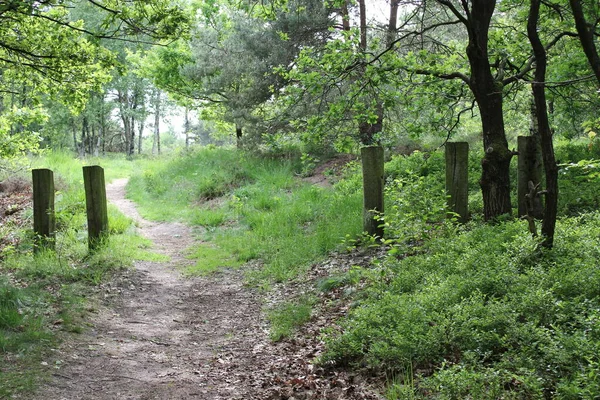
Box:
(528, 0), (559, 248)
(138, 116), (144, 154)
(100, 93), (106, 156)
(81, 116), (89, 158)
(118, 90), (131, 155)
(387, 1), (399, 47)
(72, 118), (78, 154)
(341, 1), (350, 31)
(185, 107), (190, 149)
(569, 0), (600, 85)
(129, 115), (135, 156)
(445, 142), (469, 222)
(517, 135), (543, 218)
(465, 0), (512, 220)
(358, 0), (367, 50)
(152, 90), (161, 155)
(236, 124), (243, 148)
(90, 123), (96, 156)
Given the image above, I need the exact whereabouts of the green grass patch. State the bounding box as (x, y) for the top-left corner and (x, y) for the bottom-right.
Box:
(267, 296), (316, 341)
(190, 208), (228, 227)
(216, 182), (362, 282)
(127, 147), (363, 281)
(185, 244), (244, 275)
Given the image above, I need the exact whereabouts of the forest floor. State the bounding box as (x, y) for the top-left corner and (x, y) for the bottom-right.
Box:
(28, 178), (382, 399)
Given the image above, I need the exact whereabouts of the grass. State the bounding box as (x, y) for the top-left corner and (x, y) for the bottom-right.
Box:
(126, 147), (363, 282)
(185, 244), (243, 275)
(316, 145), (600, 399)
(267, 296), (316, 341)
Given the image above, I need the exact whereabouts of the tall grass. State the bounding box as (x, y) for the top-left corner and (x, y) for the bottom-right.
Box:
(127, 147), (363, 282)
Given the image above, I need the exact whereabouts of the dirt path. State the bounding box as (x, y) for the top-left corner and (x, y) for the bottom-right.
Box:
(31, 179), (270, 399)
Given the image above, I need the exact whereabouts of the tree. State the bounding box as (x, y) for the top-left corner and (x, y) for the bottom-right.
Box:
(569, 0), (600, 85)
(151, 88), (162, 155)
(0, 0), (188, 158)
(137, 0), (333, 146)
(527, 0), (559, 248)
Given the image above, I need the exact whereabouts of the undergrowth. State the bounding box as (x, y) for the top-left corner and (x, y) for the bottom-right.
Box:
(317, 142), (600, 399)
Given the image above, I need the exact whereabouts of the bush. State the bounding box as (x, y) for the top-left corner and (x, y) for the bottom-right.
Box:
(321, 214), (600, 398)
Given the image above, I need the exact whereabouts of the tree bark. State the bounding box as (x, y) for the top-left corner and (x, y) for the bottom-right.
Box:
(517, 135), (543, 218)
(118, 90), (131, 155)
(341, 1), (350, 31)
(464, 0), (512, 219)
(81, 116), (89, 158)
(387, 1), (399, 46)
(528, 0), (559, 248)
(152, 90), (161, 155)
(129, 115), (135, 156)
(569, 0), (600, 85)
(236, 124), (243, 148)
(185, 107), (190, 149)
(358, 0), (367, 51)
(138, 115), (144, 154)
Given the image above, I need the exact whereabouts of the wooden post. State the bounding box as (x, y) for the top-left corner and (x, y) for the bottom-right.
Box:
(517, 136), (543, 218)
(32, 169), (55, 252)
(361, 145), (384, 238)
(83, 166), (109, 250)
(445, 142), (469, 222)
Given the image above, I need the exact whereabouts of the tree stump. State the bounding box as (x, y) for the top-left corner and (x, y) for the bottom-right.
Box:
(445, 142), (469, 222)
(32, 168), (55, 252)
(361, 145), (384, 238)
(83, 165), (109, 250)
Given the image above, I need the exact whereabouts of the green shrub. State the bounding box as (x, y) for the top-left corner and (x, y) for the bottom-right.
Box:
(321, 214), (600, 398)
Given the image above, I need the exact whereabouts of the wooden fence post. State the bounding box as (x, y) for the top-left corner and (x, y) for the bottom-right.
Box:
(83, 165), (109, 250)
(517, 135), (543, 218)
(361, 145), (384, 238)
(445, 142), (469, 222)
(32, 168), (55, 252)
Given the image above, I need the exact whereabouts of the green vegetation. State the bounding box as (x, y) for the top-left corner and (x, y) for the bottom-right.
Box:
(267, 296), (316, 342)
(312, 143), (600, 399)
(127, 147), (363, 282)
(123, 142), (600, 399)
(322, 214), (600, 398)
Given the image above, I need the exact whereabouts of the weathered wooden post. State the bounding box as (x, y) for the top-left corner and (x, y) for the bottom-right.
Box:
(517, 135), (543, 218)
(361, 145), (384, 238)
(32, 168), (55, 252)
(445, 142), (469, 222)
(83, 165), (109, 250)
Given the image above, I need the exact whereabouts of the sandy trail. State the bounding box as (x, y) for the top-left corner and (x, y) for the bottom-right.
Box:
(31, 178), (269, 399)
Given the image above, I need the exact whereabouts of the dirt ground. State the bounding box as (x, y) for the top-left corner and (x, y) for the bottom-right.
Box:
(28, 179), (382, 400)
